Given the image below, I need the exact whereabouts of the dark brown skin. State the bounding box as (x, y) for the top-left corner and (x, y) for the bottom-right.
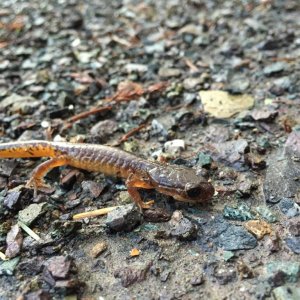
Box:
(0, 141), (214, 208)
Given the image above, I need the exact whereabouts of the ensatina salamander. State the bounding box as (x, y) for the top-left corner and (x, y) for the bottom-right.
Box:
(0, 141), (214, 208)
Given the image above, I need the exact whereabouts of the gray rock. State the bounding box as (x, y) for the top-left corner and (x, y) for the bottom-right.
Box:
(273, 76), (292, 91)
(278, 198), (300, 218)
(0, 160), (17, 177)
(250, 107), (278, 122)
(44, 256), (72, 279)
(183, 77), (203, 90)
(90, 119), (118, 140)
(125, 63), (148, 73)
(227, 76), (250, 94)
(273, 286), (300, 300)
(3, 191), (22, 209)
(285, 237), (300, 254)
(285, 131), (300, 156)
(106, 204), (142, 232)
(194, 35), (209, 46)
(217, 224), (257, 250)
(263, 62), (287, 76)
(210, 139), (249, 170)
(0, 93), (40, 114)
(288, 220), (300, 236)
(0, 257), (20, 276)
(151, 119), (168, 138)
(263, 150), (300, 203)
(168, 211), (198, 241)
(5, 224), (23, 259)
(145, 42), (165, 54)
(158, 68), (181, 78)
(18, 203), (47, 226)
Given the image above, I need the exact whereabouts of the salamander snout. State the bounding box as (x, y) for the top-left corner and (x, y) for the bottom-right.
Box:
(185, 182), (215, 202)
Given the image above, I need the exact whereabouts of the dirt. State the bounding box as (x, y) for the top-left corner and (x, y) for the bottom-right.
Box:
(0, 0), (300, 299)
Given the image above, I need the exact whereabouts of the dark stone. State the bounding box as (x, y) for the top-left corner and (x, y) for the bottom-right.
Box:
(266, 261), (300, 283)
(288, 220), (300, 236)
(106, 204), (142, 232)
(3, 191), (22, 209)
(278, 198), (300, 218)
(190, 273), (205, 286)
(263, 150), (300, 203)
(213, 264), (237, 285)
(168, 211), (198, 241)
(24, 289), (51, 300)
(18, 257), (44, 276)
(267, 270), (286, 287)
(81, 180), (106, 198)
(143, 208), (171, 223)
(114, 263), (151, 287)
(217, 224), (257, 250)
(90, 119), (118, 141)
(285, 237), (300, 254)
(0, 160), (17, 177)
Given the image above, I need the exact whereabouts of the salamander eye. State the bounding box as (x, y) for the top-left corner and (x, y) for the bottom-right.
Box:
(186, 186), (202, 198)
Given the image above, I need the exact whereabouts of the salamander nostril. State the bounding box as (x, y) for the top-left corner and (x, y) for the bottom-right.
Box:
(186, 186), (202, 198)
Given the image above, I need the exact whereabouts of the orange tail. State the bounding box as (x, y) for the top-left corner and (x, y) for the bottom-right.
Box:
(0, 141), (56, 158)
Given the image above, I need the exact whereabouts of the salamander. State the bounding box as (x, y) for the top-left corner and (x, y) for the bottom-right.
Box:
(0, 140), (214, 208)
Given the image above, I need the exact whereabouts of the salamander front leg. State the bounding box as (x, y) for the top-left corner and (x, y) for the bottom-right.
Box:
(26, 156), (68, 197)
(126, 174), (154, 210)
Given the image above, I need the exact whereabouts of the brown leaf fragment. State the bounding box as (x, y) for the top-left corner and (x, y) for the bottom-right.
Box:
(0, 16), (25, 31)
(114, 262), (152, 287)
(244, 220), (272, 240)
(5, 224), (23, 258)
(147, 81), (169, 93)
(110, 81), (145, 102)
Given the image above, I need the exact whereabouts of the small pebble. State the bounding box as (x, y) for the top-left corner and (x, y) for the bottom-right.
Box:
(90, 242), (108, 258)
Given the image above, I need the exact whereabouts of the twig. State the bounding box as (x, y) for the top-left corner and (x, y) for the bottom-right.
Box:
(67, 106), (113, 124)
(18, 221), (41, 242)
(119, 123), (147, 143)
(72, 206), (119, 220)
(63, 106), (113, 130)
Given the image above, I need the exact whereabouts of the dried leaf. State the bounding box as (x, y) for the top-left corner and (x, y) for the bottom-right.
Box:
(200, 90), (254, 118)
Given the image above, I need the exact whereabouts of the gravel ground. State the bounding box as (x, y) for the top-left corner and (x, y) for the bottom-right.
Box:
(0, 0), (300, 299)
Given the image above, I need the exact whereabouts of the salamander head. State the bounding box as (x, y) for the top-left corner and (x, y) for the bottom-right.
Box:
(147, 165), (214, 203)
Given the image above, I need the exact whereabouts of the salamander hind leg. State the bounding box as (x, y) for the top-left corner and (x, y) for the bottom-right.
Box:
(126, 174), (155, 210)
(26, 156), (69, 197)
